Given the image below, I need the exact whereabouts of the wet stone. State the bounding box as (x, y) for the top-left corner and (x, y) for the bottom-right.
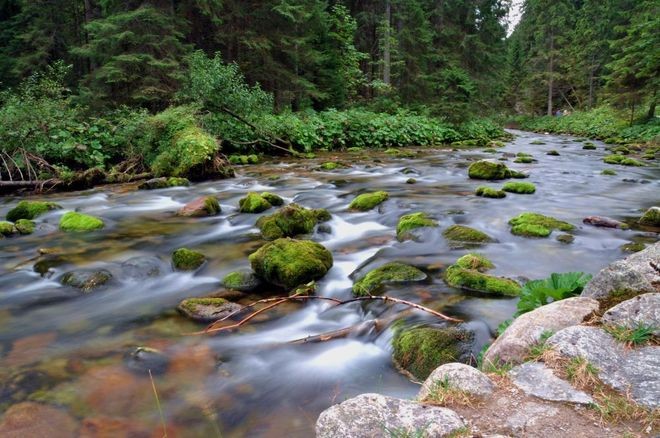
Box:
(124, 347), (169, 375)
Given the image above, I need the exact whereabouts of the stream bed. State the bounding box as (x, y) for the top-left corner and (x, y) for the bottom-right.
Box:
(0, 130), (658, 436)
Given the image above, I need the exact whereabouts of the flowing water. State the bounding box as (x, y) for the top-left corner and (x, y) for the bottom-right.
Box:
(0, 130), (658, 436)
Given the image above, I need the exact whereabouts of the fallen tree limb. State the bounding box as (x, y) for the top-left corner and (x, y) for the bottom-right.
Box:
(337, 296), (463, 323)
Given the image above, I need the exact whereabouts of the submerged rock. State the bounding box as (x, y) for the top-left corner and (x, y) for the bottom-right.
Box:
(138, 177), (189, 190)
(442, 225), (493, 244)
(603, 155), (644, 166)
(582, 216), (628, 229)
(120, 256), (163, 280)
(556, 234), (575, 244)
(256, 203), (330, 240)
(59, 212), (104, 232)
(475, 186), (506, 198)
(171, 248), (206, 271)
(396, 212), (438, 241)
(6, 200), (61, 222)
(392, 325), (474, 380)
(348, 191), (389, 211)
(0, 221), (17, 237)
(352, 262), (427, 296)
(418, 363), (495, 401)
(124, 347), (169, 375)
(639, 206), (660, 227)
(222, 269), (263, 292)
(508, 212), (574, 238)
(509, 362), (593, 404)
(238, 192), (273, 213)
(445, 265), (520, 296)
(249, 238), (333, 289)
(61, 269), (112, 292)
(177, 297), (243, 322)
(316, 393), (465, 438)
(14, 219), (35, 235)
(177, 196), (221, 217)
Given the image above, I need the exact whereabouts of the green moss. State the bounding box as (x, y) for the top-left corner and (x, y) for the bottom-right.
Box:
(15, 219), (35, 235)
(319, 162), (342, 170)
(639, 207), (660, 227)
(601, 169), (617, 175)
(582, 142), (597, 150)
(349, 191), (389, 211)
(445, 265), (521, 296)
(229, 154), (258, 165)
(488, 140), (505, 148)
(547, 150), (560, 156)
(482, 148), (498, 153)
(508, 212), (574, 238)
(352, 262), (427, 296)
(516, 152), (532, 157)
(260, 192), (284, 206)
(406, 178), (417, 184)
(508, 169), (528, 179)
(256, 204), (326, 240)
(172, 248), (206, 271)
(392, 326), (473, 380)
(0, 221), (17, 236)
(396, 212), (438, 240)
(530, 140), (546, 145)
(59, 212), (104, 232)
(167, 177), (190, 187)
(248, 238), (333, 289)
(346, 147), (363, 152)
(442, 225), (493, 244)
(222, 270), (261, 292)
(556, 234), (575, 244)
(238, 192), (272, 213)
(620, 242), (645, 252)
(475, 186), (506, 198)
(247, 154), (259, 164)
(514, 156), (534, 164)
(467, 160), (510, 180)
(502, 182), (536, 194)
(6, 200), (61, 222)
(204, 197), (221, 215)
(454, 253), (494, 271)
(179, 297), (227, 314)
(603, 155), (644, 166)
(611, 146), (630, 155)
(61, 269), (112, 292)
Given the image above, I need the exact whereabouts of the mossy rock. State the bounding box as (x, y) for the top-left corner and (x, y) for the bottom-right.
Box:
(346, 147), (363, 152)
(620, 242), (646, 253)
(260, 192), (284, 206)
(256, 203), (329, 240)
(482, 148), (498, 153)
(453, 253), (494, 271)
(530, 140), (546, 145)
(406, 178), (417, 184)
(502, 182), (536, 194)
(59, 212), (104, 232)
(601, 169), (617, 176)
(396, 212), (438, 240)
(228, 155), (259, 165)
(487, 140), (505, 148)
(392, 325), (474, 380)
(318, 162), (346, 171)
(349, 191), (389, 211)
(6, 201), (61, 222)
(222, 269), (263, 292)
(445, 265), (521, 296)
(15, 219), (35, 235)
(0, 221), (17, 237)
(508, 212), (574, 238)
(556, 234), (575, 244)
(610, 146), (630, 155)
(467, 160), (524, 180)
(582, 143), (597, 150)
(177, 297), (243, 322)
(172, 248), (206, 271)
(138, 177), (190, 190)
(639, 207), (660, 227)
(352, 262), (427, 297)
(513, 156), (534, 164)
(475, 186), (506, 198)
(238, 192), (272, 213)
(546, 150), (560, 156)
(177, 196), (221, 217)
(603, 155), (644, 166)
(248, 238), (333, 289)
(442, 225), (493, 244)
(61, 269), (112, 292)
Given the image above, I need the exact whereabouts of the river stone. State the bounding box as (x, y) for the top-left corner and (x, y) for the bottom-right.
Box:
(0, 402), (78, 438)
(418, 363), (495, 400)
(176, 196), (221, 217)
(546, 325), (660, 408)
(222, 269), (263, 292)
(582, 216), (628, 229)
(581, 242), (659, 300)
(509, 362), (593, 405)
(639, 206), (660, 226)
(483, 297), (599, 365)
(177, 297), (243, 322)
(60, 269), (112, 292)
(120, 256), (163, 280)
(315, 393), (465, 438)
(602, 293), (660, 336)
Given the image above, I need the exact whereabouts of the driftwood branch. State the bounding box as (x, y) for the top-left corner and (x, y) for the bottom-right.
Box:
(219, 106), (297, 156)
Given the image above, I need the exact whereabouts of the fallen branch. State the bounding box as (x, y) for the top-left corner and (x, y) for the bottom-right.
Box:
(338, 296), (463, 323)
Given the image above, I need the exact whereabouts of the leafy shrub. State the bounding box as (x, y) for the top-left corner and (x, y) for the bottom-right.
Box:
(516, 272), (592, 316)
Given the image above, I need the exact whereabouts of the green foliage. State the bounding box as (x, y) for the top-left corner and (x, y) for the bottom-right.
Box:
(604, 324), (656, 346)
(516, 272), (593, 316)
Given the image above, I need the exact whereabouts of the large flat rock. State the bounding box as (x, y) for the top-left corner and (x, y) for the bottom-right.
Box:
(509, 362), (593, 405)
(316, 393), (465, 438)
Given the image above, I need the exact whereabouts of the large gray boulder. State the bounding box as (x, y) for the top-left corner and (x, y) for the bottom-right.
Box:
(602, 293), (660, 336)
(581, 242), (659, 300)
(418, 363), (494, 401)
(547, 325), (660, 409)
(509, 362), (593, 405)
(315, 393), (465, 438)
(483, 297), (599, 365)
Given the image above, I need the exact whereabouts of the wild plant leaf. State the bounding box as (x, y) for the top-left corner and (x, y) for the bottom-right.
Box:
(516, 272), (592, 316)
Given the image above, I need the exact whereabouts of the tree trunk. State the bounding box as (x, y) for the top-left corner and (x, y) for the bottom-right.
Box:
(630, 100), (635, 127)
(588, 68), (594, 109)
(647, 89), (657, 120)
(383, 1), (391, 86)
(546, 35), (554, 116)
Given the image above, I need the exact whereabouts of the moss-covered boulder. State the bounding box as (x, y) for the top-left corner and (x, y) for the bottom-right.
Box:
(260, 192), (284, 206)
(603, 155), (644, 166)
(0, 221), (17, 237)
(177, 297), (243, 322)
(392, 325), (474, 380)
(238, 192), (273, 213)
(582, 142), (597, 150)
(177, 196), (221, 217)
(508, 212), (574, 238)
(15, 219), (35, 235)
(445, 265), (521, 296)
(6, 201), (61, 222)
(502, 182), (536, 194)
(547, 150), (560, 156)
(442, 225), (493, 244)
(222, 270), (263, 292)
(620, 242), (646, 253)
(172, 248), (206, 271)
(318, 162), (347, 171)
(352, 262), (427, 296)
(467, 160), (526, 180)
(138, 177), (190, 190)
(406, 178), (417, 184)
(349, 191), (389, 211)
(513, 156), (534, 164)
(601, 169), (617, 175)
(475, 186), (506, 198)
(396, 212), (438, 240)
(256, 204), (330, 240)
(61, 269), (112, 292)
(248, 238), (333, 289)
(453, 253), (494, 271)
(59, 212), (104, 232)
(228, 154), (259, 165)
(639, 207), (660, 227)
(530, 140), (545, 145)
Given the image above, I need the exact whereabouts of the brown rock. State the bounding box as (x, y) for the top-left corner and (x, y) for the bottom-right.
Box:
(0, 402), (78, 438)
(176, 196), (220, 217)
(582, 216), (628, 229)
(79, 416), (150, 438)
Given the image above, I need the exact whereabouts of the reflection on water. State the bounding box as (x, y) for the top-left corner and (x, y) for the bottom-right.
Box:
(0, 130), (658, 436)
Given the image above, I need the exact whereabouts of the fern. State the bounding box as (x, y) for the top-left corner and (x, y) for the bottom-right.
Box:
(516, 272), (592, 316)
